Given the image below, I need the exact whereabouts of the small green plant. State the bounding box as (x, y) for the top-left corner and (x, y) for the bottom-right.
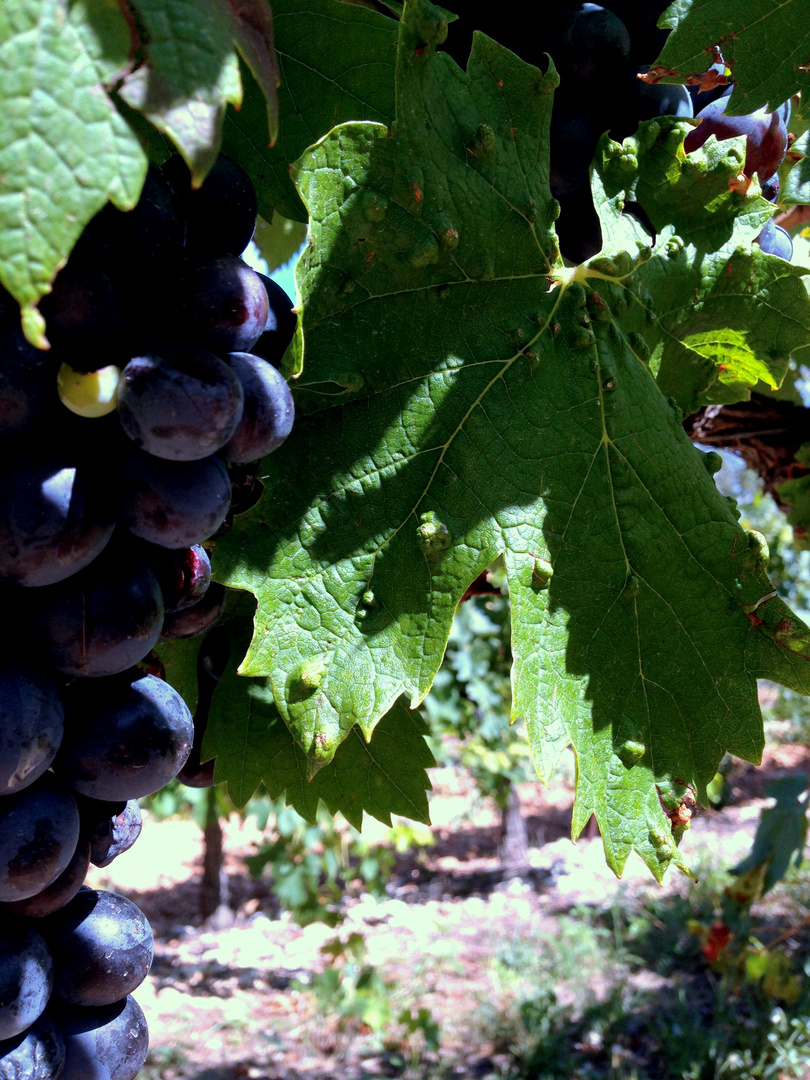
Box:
(307, 932), (394, 1039)
(140, 1043), (191, 1080)
(245, 797), (407, 926)
(296, 930), (442, 1068)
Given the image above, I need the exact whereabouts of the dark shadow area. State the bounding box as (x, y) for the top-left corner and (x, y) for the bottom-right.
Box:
(148, 949), (306, 1000)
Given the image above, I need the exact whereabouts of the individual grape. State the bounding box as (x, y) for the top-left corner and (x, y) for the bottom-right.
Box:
(221, 353), (295, 463)
(0, 774), (80, 903)
(684, 98), (788, 182)
(116, 349), (244, 461)
(0, 924), (53, 1040)
(0, 320), (60, 439)
(161, 582), (228, 640)
(49, 996), (149, 1080)
(597, 0), (670, 64)
(543, 3), (631, 99)
(43, 888), (153, 1008)
(97, 166), (185, 272)
(138, 543), (212, 612)
(53, 672), (194, 801)
(755, 219), (793, 261)
(176, 255), (270, 354)
(78, 797), (143, 868)
(39, 255), (121, 361)
(2, 839), (91, 919)
(0, 446), (116, 587)
(120, 450), (232, 548)
(0, 1016), (66, 1080)
(0, 661), (64, 795)
(27, 549), (164, 678)
(251, 275), (298, 368)
(162, 153), (257, 257)
(84, 164), (186, 284)
(57, 363), (121, 419)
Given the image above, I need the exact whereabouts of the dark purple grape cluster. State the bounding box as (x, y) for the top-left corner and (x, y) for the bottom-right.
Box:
(0, 154), (297, 1078)
(440, 1), (791, 263)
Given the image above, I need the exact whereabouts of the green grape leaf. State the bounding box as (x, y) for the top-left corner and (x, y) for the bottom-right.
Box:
(776, 443), (810, 543)
(253, 213), (307, 273)
(0, 0), (146, 343)
(215, 0), (810, 881)
(155, 588), (257, 727)
(204, 634), (433, 828)
(221, 0), (397, 222)
(118, 0), (242, 183)
(154, 637), (203, 716)
(654, 0), (810, 116)
(203, 642), (285, 809)
(307, 697), (434, 829)
(600, 120), (773, 253)
(593, 120), (810, 410)
(221, 0), (279, 146)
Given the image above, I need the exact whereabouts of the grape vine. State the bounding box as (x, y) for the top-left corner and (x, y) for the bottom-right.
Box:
(2, 0), (810, 1072)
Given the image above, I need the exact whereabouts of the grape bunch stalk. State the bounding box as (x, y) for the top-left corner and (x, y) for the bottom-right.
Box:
(0, 153), (297, 1080)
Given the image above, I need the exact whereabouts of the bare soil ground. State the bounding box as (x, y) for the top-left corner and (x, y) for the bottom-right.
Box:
(85, 745), (810, 1080)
